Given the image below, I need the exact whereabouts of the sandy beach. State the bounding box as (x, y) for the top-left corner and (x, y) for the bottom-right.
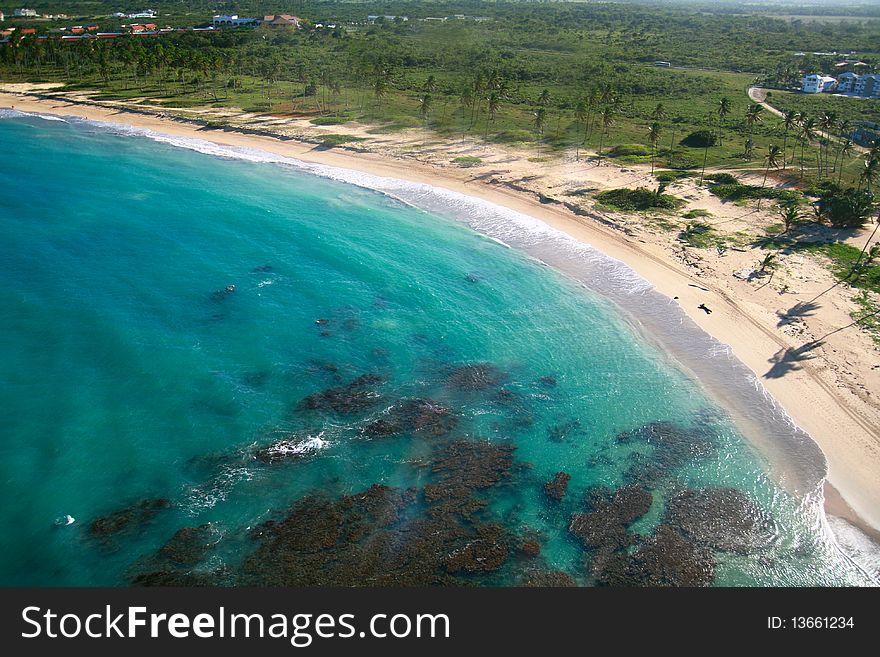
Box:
(3, 87), (879, 543)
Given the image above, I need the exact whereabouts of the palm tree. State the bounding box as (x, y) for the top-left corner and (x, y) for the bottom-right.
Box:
(537, 88), (551, 108)
(758, 144), (781, 210)
(759, 251), (779, 286)
(597, 105), (614, 165)
(744, 104), (764, 160)
(699, 112), (714, 186)
(781, 109), (798, 170)
(717, 97), (731, 147)
(423, 75), (437, 94)
(647, 121), (662, 175)
(832, 119), (853, 177)
(459, 85), (474, 140)
(779, 203), (802, 234)
(485, 91), (501, 139)
(574, 97), (588, 161)
(837, 139), (855, 185)
(373, 75), (387, 110)
(419, 93), (432, 121)
(859, 156), (878, 192)
(797, 116), (817, 182)
(818, 111), (837, 177)
(534, 107), (547, 137)
(651, 103), (667, 123)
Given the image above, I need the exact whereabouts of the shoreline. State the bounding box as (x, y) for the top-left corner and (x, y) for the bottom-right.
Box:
(3, 92), (879, 545)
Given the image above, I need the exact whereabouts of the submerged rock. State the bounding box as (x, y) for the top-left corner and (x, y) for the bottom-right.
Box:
(522, 570), (577, 587)
(617, 421), (716, 474)
(518, 540), (541, 558)
(426, 440), (516, 499)
(132, 568), (228, 587)
(664, 487), (771, 554)
(362, 398), (457, 439)
(89, 498), (172, 540)
(543, 472), (572, 502)
(297, 374), (385, 415)
(548, 419), (581, 443)
(444, 363), (505, 391)
(569, 485), (652, 550)
(443, 523), (509, 573)
(210, 285), (236, 302)
(591, 524), (716, 587)
(158, 524), (217, 566)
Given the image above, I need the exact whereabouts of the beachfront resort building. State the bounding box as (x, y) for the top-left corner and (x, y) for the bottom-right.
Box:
(212, 15), (260, 28)
(263, 15), (301, 28)
(853, 74), (880, 99)
(801, 71), (880, 98)
(801, 74), (837, 94)
(837, 71), (861, 93)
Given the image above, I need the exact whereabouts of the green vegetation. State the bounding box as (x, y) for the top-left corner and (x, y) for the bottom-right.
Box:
(679, 221), (721, 248)
(452, 155), (482, 167)
(2, 1), (877, 185)
(708, 181), (801, 204)
(682, 209), (713, 220)
(852, 291), (880, 346)
(319, 134), (365, 147)
(310, 114), (353, 126)
(654, 170), (694, 183)
(595, 186), (683, 212)
(812, 183), (876, 228)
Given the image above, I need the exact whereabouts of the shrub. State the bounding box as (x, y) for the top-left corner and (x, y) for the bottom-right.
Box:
(704, 172), (739, 185)
(679, 221), (719, 248)
(607, 143), (651, 158)
(813, 185), (875, 229)
(655, 170), (694, 182)
(320, 134), (366, 147)
(709, 182), (800, 204)
(663, 151), (699, 170)
(680, 130), (717, 148)
(453, 156), (483, 167)
(682, 209), (712, 219)
(595, 187), (683, 212)
(311, 115), (352, 126)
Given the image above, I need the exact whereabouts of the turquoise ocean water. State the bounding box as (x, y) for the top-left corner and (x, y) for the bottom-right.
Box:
(0, 111), (875, 586)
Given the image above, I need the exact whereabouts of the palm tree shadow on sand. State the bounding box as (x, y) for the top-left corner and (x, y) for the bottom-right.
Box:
(776, 300), (821, 327)
(764, 340), (824, 379)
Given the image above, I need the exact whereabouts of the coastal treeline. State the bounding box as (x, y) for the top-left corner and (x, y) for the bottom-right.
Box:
(2, 1), (879, 185)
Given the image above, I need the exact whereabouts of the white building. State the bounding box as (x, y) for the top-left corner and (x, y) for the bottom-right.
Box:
(366, 15), (408, 23)
(212, 15), (260, 27)
(801, 74), (837, 94)
(836, 71), (861, 93)
(14, 8), (38, 17)
(127, 10), (157, 19)
(854, 74), (880, 99)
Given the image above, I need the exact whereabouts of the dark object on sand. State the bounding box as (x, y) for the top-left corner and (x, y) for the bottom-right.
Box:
(698, 303), (712, 314)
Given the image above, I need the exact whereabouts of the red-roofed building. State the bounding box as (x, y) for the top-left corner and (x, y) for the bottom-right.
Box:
(21, 28), (36, 35)
(263, 15), (301, 28)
